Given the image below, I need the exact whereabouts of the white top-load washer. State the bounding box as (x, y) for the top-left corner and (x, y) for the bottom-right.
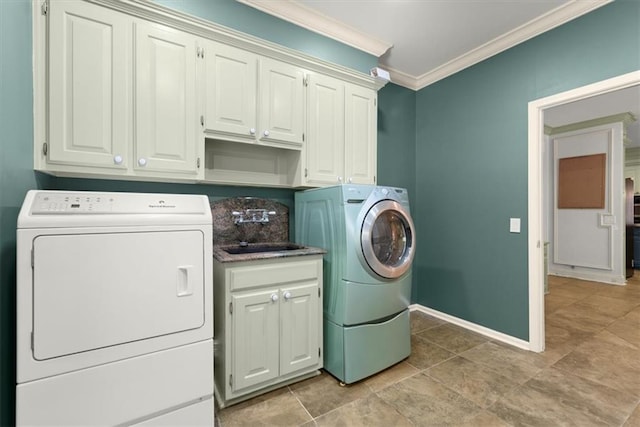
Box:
(16, 190), (214, 426)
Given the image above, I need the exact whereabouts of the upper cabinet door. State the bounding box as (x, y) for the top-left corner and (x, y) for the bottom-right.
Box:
(203, 42), (257, 140)
(345, 84), (377, 185)
(259, 58), (305, 148)
(134, 22), (199, 176)
(48, 1), (130, 169)
(305, 74), (345, 186)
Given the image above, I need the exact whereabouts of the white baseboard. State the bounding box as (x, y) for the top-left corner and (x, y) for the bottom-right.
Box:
(409, 304), (533, 352)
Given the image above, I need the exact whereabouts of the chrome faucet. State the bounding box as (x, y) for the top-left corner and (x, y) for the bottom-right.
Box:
(232, 209), (276, 224)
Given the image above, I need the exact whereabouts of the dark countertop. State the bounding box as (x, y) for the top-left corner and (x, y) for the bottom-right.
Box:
(213, 242), (326, 263)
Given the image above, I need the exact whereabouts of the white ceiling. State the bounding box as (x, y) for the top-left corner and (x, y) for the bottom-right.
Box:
(237, 0), (637, 145)
(238, 0), (611, 90)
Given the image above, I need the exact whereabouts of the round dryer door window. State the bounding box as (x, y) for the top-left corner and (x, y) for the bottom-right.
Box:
(361, 200), (415, 279)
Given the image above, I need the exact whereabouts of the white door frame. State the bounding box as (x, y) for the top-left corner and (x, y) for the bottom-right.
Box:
(527, 70), (640, 352)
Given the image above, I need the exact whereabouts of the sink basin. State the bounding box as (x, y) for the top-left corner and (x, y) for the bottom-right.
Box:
(222, 243), (306, 255)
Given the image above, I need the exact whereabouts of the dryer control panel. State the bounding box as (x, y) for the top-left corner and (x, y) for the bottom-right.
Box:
(31, 192), (115, 214)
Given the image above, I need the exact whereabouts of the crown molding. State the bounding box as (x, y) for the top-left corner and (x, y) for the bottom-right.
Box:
(381, 0), (612, 91)
(236, 0), (392, 57)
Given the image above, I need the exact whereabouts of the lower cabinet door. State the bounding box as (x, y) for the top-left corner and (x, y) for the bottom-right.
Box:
(280, 282), (320, 376)
(231, 289), (280, 391)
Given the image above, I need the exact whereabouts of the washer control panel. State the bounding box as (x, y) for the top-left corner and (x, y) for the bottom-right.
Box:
(32, 193), (115, 214)
(28, 191), (206, 215)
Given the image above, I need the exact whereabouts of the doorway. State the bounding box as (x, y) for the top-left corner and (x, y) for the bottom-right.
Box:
(527, 70), (640, 352)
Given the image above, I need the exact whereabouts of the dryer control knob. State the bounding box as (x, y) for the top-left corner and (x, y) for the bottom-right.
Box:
(381, 188), (389, 195)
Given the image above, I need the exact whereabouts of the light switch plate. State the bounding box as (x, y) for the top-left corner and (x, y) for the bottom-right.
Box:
(510, 218), (521, 233)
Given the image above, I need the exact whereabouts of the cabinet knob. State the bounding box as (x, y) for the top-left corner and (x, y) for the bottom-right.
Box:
(348, 177), (353, 183)
(113, 155), (123, 165)
(250, 128), (256, 135)
(283, 291), (292, 301)
(138, 158), (147, 167)
(263, 130), (270, 137)
(337, 176), (343, 183)
(271, 293), (279, 302)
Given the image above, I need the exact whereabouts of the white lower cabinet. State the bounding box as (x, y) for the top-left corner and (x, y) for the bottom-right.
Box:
(213, 256), (323, 408)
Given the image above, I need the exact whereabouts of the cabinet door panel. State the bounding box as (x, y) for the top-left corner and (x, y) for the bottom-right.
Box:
(305, 74), (345, 186)
(259, 59), (304, 147)
(232, 290), (279, 391)
(345, 85), (377, 184)
(135, 22), (198, 175)
(48, 1), (129, 169)
(204, 42), (257, 138)
(280, 283), (320, 376)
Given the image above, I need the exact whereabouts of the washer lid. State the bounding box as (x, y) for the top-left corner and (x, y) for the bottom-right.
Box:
(360, 200), (415, 279)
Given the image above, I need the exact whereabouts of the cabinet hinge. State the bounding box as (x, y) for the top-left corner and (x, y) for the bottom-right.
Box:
(229, 302), (233, 314)
(318, 287), (320, 298)
(42, 142), (48, 156)
(229, 374), (233, 387)
(201, 47), (205, 58)
(304, 168), (308, 178)
(197, 157), (201, 169)
(318, 347), (321, 357)
(373, 175), (376, 183)
(200, 115), (204, 127)
(303, 76), (308, 87)
(302, 133), (305, 142)
(30, 332), (34, 351)
(31, 249), (34, 269)
(41, 0), (48, 15)
(374, 98), (377, 107)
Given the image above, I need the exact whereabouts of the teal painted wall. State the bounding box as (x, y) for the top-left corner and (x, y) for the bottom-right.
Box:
(414, 0), (640, 340)
(0, 1), (376, 424)
(376, 83), (418, 298)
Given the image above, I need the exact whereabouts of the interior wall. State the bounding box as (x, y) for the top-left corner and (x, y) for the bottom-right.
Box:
(0, 1), (378, 424)
(414, 0), (640, 340)
(376, 83), (418, 298)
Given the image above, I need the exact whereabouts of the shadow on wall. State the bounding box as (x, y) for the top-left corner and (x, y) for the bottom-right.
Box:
(0, 206), (19, 425)
(414, 265), (469, 314)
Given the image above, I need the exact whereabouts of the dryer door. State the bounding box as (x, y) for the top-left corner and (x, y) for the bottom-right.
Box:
(361, 200), (415, 279)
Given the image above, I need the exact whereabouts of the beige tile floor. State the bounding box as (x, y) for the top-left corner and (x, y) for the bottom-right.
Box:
(216, 275), (640, 426)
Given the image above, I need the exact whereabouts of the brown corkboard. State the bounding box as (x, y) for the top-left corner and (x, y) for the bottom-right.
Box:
(558, 153), (606, 209)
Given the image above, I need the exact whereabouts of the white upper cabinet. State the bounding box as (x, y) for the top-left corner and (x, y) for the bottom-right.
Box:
(41, 1), (203, 181)
(303, 74), (377, 187)
(48, 1), (130, 171)
(202, 41), (258, 140)
(345, 85), (377, 185)
(134, 21), (200, 176)
(201, 41), (305, 149)
(259, 58), (305, 148)
(35, 0), (380, 187)
(304, 73), (345, 186)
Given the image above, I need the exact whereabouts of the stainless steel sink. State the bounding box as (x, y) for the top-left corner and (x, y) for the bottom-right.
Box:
(222, 243), (306, 255)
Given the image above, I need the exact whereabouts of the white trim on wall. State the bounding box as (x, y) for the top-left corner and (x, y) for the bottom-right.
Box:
(527, 70), (640, 353)
(409, 304), (531, 351)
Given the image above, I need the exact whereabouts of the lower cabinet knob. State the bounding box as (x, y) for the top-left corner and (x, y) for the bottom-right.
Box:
(348, 177), (353, 183)
(338, 176), (343, 183)
(263, 130), (270, 137)
(138, 158), (147, 167)
(250, 128), (256, 135)
(114, 155), (123, 165)
(271, 293), (279, 302)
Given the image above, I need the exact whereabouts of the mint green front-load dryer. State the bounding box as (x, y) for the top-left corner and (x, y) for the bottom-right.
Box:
(295, 185), (415, 384)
